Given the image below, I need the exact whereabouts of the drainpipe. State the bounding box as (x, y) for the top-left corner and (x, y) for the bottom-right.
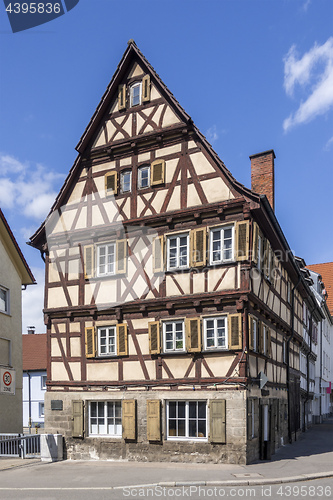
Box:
(287, 275), (301, 444)
(27, 371), (32, 434)
(320, 319), (323, 421)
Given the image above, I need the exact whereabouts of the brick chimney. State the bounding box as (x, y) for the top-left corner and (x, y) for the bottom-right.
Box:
(250, 149), (276, 211)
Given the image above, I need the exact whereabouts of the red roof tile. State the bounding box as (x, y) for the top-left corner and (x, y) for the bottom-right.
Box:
(307, 262), (333, 317)
(22, 334), (47, 371)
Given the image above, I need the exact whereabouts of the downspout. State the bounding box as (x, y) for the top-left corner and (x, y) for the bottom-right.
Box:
(27, 371), (32, 434)
(287, 275), (301, 444)
(320, 318), (323, 421)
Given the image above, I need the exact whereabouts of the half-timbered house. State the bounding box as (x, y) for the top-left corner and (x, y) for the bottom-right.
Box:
(30, 41), (319, 464)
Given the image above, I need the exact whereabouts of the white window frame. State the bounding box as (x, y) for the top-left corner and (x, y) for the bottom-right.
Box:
(88, 401), (122, 437)
(39, 402), (44, 418)
(257, 234), (263, 272)
(120, 170), (132, 193)
(252, 317), (258, 352)
(138, 165), (150, 189)
(97, 243), (116, 277)
(130, 81), (142, 107)
(41, 375), (47, 390)
(262, 324), (268, 355)
(0, 286), (9, 315)
(203, 315), (228, 350)
(163, 320), (185, 352)
(0, 337), (11, 367)
(166, 400), (207, 442)
(166, 233), (189, 271)
(209, 225), (234, 265)
(97, 326), (117, 357)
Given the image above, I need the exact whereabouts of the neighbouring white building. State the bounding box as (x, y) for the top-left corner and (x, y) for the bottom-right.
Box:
(307, 266), (333, 422)
(22, 331), (47, 431)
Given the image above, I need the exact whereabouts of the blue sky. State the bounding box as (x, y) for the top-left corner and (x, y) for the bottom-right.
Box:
(0, 0), (332, 332)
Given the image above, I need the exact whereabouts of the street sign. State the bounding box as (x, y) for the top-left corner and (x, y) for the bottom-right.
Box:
(0, 368), (16, 395)
(258, 371), (268, 389)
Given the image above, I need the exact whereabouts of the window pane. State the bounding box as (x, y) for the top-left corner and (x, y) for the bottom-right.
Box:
(198, 419), (206, 437)
(198, 402), (206, 419)
(189, 419), (197, 437)
(91, 402), (97, 418)
(0, 289), (7, 312)
(178, 419), (186, 436)
(178, 402), (185, 418)
(169, 402), (176, 418)
(168, 419), (177, 437)
(189, 402), (197, 419)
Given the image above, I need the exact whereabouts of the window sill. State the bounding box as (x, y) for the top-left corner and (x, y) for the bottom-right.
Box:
(162, 350), (186, 356)
(87, 435), (122, 440)
(203, 348), (229, 353)
(166, 437), (208, 443)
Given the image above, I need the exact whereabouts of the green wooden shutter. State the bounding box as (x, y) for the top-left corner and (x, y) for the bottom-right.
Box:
(116, 239), (127, 274)
(117, 323), (128, 356)
(252, 222), (259, 264)
(122, 399), (136, 440)
(153, 236), (164, 273)
(228, 313), (242, 350)
(190, 228), (206, 267)
(236, 221), (249, 261)
(105, 172), (118, 195)
(142, 75), (151, 103)
(147, 400), (161, 441)
(85, 327), (95, 358)
(149, 321), (160, 354)
(72, 400), (84, 438)
(209, 400), (226, 443)
(84, 245), (94, 279)
(185, 317), (201, 352)
(151, 159), (165, 185)
(118, 84), (126, 111)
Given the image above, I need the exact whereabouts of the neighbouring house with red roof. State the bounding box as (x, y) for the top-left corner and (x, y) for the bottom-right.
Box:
(0, 208), (35, 433)
(22, 331), (47, 431)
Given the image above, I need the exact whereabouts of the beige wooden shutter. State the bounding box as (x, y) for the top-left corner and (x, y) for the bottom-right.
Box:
(209, 399), (226, 443)
(151, 159), (165, 185)
(147, 400), (161, 441)
(190, 228), (207, 267)
(185, 317), (201, 352)
(84, 245), (94, 279)
(142, 75), (151, 103)
(85, 327), (95, 358)
(105, 172), (118, 195)
(228, 313), (242, 350)
(72, 400), (84, 438)
(252, 222), (259, 264)
(117, 323), (128, 356)
(248, 315), (254, 351)
(259, 322), (264, 354)
(116, 239), (127, 274)
(149, 321), (161, 354)
(118, 84), (126, 111)
(153, 236), (164, 273)
(235, 221), (249, 261)
(247, 399), (253, 440)
(266, 328), (272, 357)
(122, 399), (136, 440)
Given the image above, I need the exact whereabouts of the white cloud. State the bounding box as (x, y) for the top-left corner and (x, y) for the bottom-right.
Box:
(205, 125), (226, 145)
(0, 154), (64, 220)
(283, 37), (333, 131)
(324, 135), (333, 151)
(22, 267), (45, 334)
(302, 0), (311, 12)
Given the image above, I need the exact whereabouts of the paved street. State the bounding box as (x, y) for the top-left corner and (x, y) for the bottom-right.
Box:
(0, 418), (332, 499)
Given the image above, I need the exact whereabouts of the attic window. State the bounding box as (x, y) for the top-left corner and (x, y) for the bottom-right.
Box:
(130, 82), (142, 107)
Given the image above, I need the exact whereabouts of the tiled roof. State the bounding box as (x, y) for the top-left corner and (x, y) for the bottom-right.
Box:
(307, 262), (333, 316)
(22, 334), (47, 371)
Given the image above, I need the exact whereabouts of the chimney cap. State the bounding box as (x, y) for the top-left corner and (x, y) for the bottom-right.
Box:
(249, 149), (276, 160)
(27, 326), (35, 334)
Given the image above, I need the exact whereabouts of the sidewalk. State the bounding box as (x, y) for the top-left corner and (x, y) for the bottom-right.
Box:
(1, 418), (332, 487)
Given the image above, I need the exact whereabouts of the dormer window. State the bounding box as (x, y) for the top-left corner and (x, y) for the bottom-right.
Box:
(130, 82), (142, 107)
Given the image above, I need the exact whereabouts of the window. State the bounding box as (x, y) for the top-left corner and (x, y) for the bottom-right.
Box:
(250, 316), (258, 352)
(0, 286), (9, 314)
(203, 316), (228, 350)
(89, 401), (122, 437)
(98, 326), (117, 356)
(138, 165), (150, 189)
(0, 338), (11, 366)
(167, 401), (207, 440)
(97, 243), (115, 277)
(130, 82), (142, 107)
(163, 320), (185, 352)
(210, 225), (234, 264)
(39, 403), (44, 418)
(167, 233), (189, 270)
(41, 375), (47, 390)
(257, 234), (263, 272)
(121, 171), (132, 193)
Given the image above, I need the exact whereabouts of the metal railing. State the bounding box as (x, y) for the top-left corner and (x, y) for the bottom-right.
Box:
(0, 433), (40, 458)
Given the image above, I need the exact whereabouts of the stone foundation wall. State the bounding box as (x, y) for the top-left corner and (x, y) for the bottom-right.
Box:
(44, 388), (247, 464)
